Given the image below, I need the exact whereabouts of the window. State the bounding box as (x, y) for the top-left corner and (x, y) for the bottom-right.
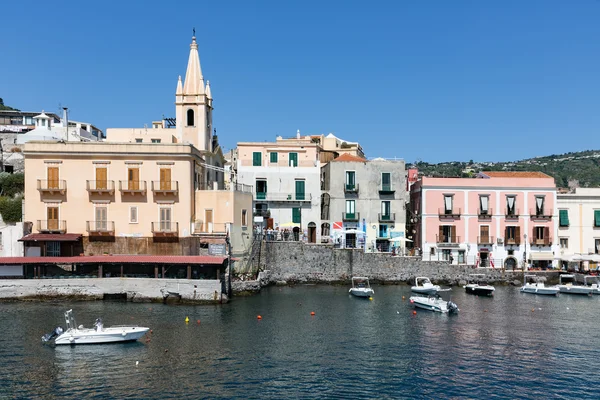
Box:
(506, 195), (516, 216)
(129, 206), (138, 223)
(95, 206), (108, 231)
(345, 171), (356, 190)
(430, 247), (436, 256)
(270, 152), (278, 163)
(535, 226), (545, 240)
(444, 195), (453, 214)
(252, 152), (262, 166)
(480, 226), (490, 242)
(479, 195), (489, 215)
(505, 226), (520, 244)
(47, 166), (59, 189)
(345, 200), (356, 217)
(295, 180), (305, 200)
(128, 168), (140, 190)
(442, 249), (451, 261)
(41, 119), (46, 127)
(535, 196), (545, 216)
(256, 179), (267, 200)
(439, 225), (456, 243)
(151, 139), (161, 143)
(458, 250), (465, 264)
(160, 207), (172, 231)
(381, 201), (391, 219)
(242, 209), (247, 226)
(47, 206), (59, 231)
(159, 168), (172, 190)
(289, 152), (298, 167)
(381, 172), (391, 191)
(559, 210), (569, 227)
(135, 138), (143, 143)
(187, 109), (194, 126)
(46, 241), (60, 257)
(292, 207), (301, 224)
(560, 238), (568, 249)
(378, 224), (388, 238)
(596, 239), (600, 254)
(95, 167), (107, 190)
(595, 210), (600, 228)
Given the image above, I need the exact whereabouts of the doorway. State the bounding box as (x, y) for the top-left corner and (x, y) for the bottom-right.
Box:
(479, 251), (489, 268)
(308, 222), (316, 243)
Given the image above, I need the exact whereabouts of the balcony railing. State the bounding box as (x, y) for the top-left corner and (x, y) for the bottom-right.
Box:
(344, 184), (359, 194)
(478, 208), (493, 218)
(378, 213), (395, 222)
(342, 212), (360, 221)
(505, 237), (521, 245)
(505, 208), (520, 218)
(530, 237), (552, 246)
(438, 208), (461, 218)
(530, 209), (552, 219)
(151, 181), (179, 194)
(37, 220), (67, 233)
(254, 193), (313, 202)
(37, 180), (67, 194)
(151, 221), (179, 234)
(253, 209), (271, 218)
(478, 235), (494, 245)
(379, 185), (395, 194)
(86, 180), (115, 194)
(436, 235), (460, 244)
(86, 221), (115, 233)
(119, 180), (147, 194)
(193, 222), (228, 235)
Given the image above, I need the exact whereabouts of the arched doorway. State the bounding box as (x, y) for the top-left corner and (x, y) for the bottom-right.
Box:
(504, 257), (517, 270)
(308, 222), (317, 243)
(292, 226), (300, 241)
(321, 193), (330, 220)
(321, 222), (330, 243)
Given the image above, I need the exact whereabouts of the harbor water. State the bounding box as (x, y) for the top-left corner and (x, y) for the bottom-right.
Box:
(1, 285), (599, 399)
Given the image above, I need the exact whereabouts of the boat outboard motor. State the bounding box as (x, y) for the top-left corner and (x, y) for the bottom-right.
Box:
(42, 326), (64, 343)
(447, 301), (459, 314)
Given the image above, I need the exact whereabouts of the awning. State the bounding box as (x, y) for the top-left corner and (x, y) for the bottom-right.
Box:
(529, 252), (554, 261)
(0, 255), (228, 265)
(19, 233), (82, 242)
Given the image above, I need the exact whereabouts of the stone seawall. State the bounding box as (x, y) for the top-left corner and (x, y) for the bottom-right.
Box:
(0, 278), (225, 303)
(263, 242), (558, 285)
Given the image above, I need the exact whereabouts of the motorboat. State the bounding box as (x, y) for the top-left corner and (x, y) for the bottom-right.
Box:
(583, 275), (600, 295)
(463, 274), (495, 297)
(557, 274), (592, 295)
(42, 309), (149, 345)
(349, 276), (374, 298)
(520, 275), (560, 296)
(409, 295), (459, 314)
(411, 277), (441, 295)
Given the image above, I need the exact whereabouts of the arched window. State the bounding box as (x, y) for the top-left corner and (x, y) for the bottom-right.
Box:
(187, 109), (194, 126)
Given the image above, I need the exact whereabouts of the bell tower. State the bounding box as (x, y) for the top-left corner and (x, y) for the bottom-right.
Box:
(175, 34), (213, 151)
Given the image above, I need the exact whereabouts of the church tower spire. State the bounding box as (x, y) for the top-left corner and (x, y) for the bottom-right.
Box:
(182, 36), (204, 95)
(176, 75), (183, 95)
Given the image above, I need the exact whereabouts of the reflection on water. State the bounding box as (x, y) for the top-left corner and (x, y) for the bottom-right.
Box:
(1, 286), (600, 399)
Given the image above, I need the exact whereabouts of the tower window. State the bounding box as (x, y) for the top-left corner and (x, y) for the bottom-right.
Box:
(187, 109), (194, 126)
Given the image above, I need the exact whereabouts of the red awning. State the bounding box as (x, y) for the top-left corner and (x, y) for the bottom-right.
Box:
(19, 233), (82, 242)
(0, 255), (228, 265)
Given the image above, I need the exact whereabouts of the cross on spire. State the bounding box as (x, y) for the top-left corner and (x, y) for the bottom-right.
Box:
(193, 27), (195, 37)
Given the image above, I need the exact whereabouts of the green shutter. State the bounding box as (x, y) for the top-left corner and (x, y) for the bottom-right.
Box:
(382, 172), (391, 191)
(295, 180), (305, 200)
(270, 152), (278, 163)
(595, 210), (600, 227)
(559, 210), (569, 227)
(292, 208), (301, 223)
(253, 152), (262, 166)
(346, 171), (355, 190)
(289, 152), (298, 167)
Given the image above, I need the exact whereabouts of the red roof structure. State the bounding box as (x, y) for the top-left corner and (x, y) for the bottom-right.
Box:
(331, 153), (367, 162)
(0, 255), (227, 265)
(19, 233), (82, 242)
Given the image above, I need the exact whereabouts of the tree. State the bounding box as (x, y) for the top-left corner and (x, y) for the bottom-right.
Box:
(0, 196), (22, 223)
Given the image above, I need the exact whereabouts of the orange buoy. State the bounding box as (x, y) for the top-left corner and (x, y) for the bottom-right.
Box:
(197, 320), (201, 324)
(257, 315), (262, 320)
(310, 311), (315, 316)
(531, 308), (535, 312)
(402, 296), (406, 300)
(150, 330), (153, 334)
(412, 311), (417, 315)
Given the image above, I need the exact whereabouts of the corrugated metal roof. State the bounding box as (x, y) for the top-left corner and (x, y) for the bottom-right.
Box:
(19, 233), (82, 242)
(331, 153), (367, 162)
(0, 255), (227, 265)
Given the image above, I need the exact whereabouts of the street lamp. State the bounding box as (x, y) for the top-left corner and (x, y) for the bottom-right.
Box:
(523, 233), (528, 271)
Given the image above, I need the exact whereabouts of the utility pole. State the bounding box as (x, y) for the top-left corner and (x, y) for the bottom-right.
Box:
(63, 107), (68, 141)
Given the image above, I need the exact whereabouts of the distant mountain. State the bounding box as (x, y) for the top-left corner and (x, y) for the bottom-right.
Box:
(408, 150), (600, 188)
(0, 98), (19, 111)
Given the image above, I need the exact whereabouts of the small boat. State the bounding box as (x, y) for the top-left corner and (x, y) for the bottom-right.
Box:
(42, 309), (149, 345)
(409, 295), (459, 314)
(349, 277), (374, 298)
(557, 274), (592, 295)
(520, 275), (560, 296)
(584, 275), (600, 295)
(463, 274), (495, 297)
(411, 277), (441, 295)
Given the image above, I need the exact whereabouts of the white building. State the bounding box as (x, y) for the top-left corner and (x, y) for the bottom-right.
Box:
(16, 110), (101, 144)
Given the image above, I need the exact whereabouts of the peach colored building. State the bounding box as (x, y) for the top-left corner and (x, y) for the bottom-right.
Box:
(410, 171), (558, 269)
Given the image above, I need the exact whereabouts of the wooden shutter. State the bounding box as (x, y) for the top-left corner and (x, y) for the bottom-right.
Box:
(160, 168), (171, 190)
(544, 226), (550, 245)
(96, 167), (107, 190)
(47, 207), (58, 230)
(295, 180), (305, 200)
(439, 226), (444, 242)
(95, 207), (107, 230)
(48, 167), (59, 189)
(451, 226), (456, 242)
(128, 168), (139, 190)
(515, 226), (521, 244)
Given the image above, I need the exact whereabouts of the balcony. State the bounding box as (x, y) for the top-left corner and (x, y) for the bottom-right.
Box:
(379, 184), (395, 194)
(344, 184), (359, 194)
(505, 208), (520, 219)
(119, 180), (147, 194)
(254, 193), (312, 202)
(378, 213), (395, 222)
(530, 237), (552, 246)
(193, 222), (228, 235)
(342, 212), (360, 222)
(436, 235), (460, 244)
(530, 208), (552, 220)
(86, 180), (115, 194)
(505, 237), (521, 245)
(477, 208), (493, 219)
(86, 221), (115, 234)
(37, 180), (67, 195)
(37, 220), (67, 233)
(151, 181), (179, 195)
(478, 235), (495, 245)
(438, 208), (461, 218)
(253, 209), (271, 218)
(151, 221), (179, 235)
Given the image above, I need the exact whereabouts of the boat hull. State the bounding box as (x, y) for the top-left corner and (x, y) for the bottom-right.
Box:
(409, 296), (458, 314)
(54, 327), (149, 345)
(349, 288), (374, 298)
(464, 285), (495, 297)
(410, 287), (439, 295)
(558, 285), (593, 295)
(520, 286), (559, 295)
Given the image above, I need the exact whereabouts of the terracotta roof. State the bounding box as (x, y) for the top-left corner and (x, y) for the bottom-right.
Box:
(0, 255), (227, 265)
(19, 233), (82, 242)
(480, 171), (551, 178)
(331, 153), (367, 162)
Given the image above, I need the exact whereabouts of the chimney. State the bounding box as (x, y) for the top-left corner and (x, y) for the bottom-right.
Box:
(296, 129), (300, 139)
(62, 108), (68, 127)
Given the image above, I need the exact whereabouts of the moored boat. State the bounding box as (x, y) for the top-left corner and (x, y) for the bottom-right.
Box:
(520, 275), (560, 296)
(557, 274), (592, 295)
(583, 275), (600, 295)
(42, 309), (149, 345)
(411, 277), (441, 295)
(349, 277), (374, 298)
(409, 295), (459, 314)
(463, 274), (495, 297)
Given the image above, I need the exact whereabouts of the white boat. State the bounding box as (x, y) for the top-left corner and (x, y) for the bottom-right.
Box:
(583, 276), (600, 295)
(463, 274), (495, 297)
(557, 274), (593, 295)
(409, 295), (459, 314)
(349, 276), (374, 298)
(42, 309), (150, 345)
(411, 277), (441, 295)
(520, 275), (560, 296)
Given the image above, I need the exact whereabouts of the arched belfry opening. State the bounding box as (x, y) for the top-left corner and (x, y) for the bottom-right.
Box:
(187, 109), (194, 126)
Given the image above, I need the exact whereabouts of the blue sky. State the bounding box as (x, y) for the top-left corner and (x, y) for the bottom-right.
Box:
(2, 0), (599, 163)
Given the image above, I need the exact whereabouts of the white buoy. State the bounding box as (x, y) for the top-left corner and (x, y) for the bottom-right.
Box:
(136, 361), (139, 366)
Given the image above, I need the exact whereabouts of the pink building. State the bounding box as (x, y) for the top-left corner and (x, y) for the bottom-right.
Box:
(410, 171), (558, 269)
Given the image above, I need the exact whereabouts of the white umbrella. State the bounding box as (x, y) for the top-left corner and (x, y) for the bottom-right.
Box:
(389, 237), (413, 243)
(342, 229), (365, 235)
